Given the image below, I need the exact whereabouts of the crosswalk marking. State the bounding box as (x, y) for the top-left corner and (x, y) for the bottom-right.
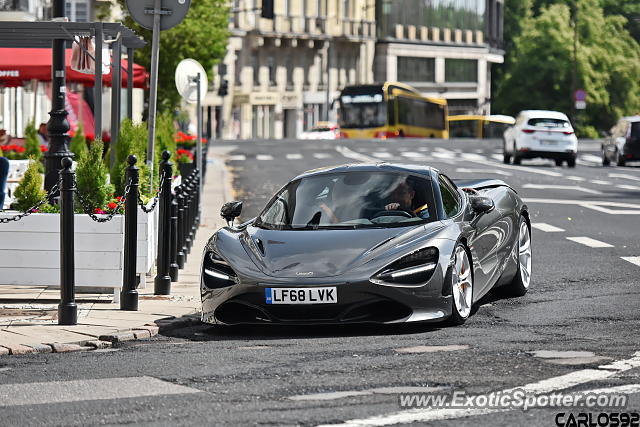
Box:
(531, 223), (565, 233)
(286, 153), (303, 160)
(372, 152), (393, 158)
(256, 154), (274, 160)
(580, 154), (602, 164)
(0, 377), (200, 407)
(455, 168), (511, 176)
(566, 176), (586, 182)
(522, 184), (602, 194)
(227, 154), (246, 161)
(401, 152), (427, 158)
(590, 180), (612, 185)
(313, 153), (332, 159)
(566, 236), (614, 248)
(621, 256), (640, 267)
(618, 184), (640, 191)
(609, 173), (640, 182)
(491, 154), (503, 161)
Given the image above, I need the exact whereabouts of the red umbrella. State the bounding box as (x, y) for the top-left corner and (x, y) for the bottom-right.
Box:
(0, 48), (147, 88)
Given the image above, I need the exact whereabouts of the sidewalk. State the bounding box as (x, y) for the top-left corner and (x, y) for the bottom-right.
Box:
(0, 146), (235, 356)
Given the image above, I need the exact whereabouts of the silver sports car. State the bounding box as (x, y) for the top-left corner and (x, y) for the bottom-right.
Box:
(201, 163), (532, 326)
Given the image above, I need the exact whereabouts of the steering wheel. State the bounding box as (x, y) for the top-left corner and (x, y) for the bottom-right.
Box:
(371, 209), (415, 219)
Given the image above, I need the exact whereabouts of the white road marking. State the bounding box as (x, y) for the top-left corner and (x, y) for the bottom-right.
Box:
(286, 153), (303, 160)
(290, 387), (447, 401)
(491, 154), (503, 161)
(336, 146), (380, 163)
(566, 237), (614, 248)
(531, 223), (565, 233)
(566, 176), (586, 182)
(432, 151), (456, 159)
(621, 256), (640, 267)
(256, 154), (274, 160)
(401, 152), (428, 158)
(372, 152), (393, 158)
(523, 198), (640, 215)
(590, 179), (612, 185)
(227, 154), (246, 161)
(609, 173), (640, 182)
(395, 345), (469, 354)
(455, 168), (511, 176)
(580, 154), (602, 164)
(313, 153), (333, 159)
(317, 352), (640, 427)
(618, 184), (640, 191)
(0, 377), (200, 407)
(478, 161), (564, 177)
(522, 184), (602, 194)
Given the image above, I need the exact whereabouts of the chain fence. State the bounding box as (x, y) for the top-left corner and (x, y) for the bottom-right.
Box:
(138, 171), (166, 213)
(0, 180), (60, 224)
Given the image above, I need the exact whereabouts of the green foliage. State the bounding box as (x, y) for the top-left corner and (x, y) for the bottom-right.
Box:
(13, 158), (46, 212)
(493, 0), (640, 132)
(117, 0), (229, 112)
(38, 203), (60, 213)
(76, 140), (114, 211)
(23, 122), (41, 160)
(155, 112), (178, 177)
(111, 119), (151, 196)
(70, 124), (88, 160)
(578, 125), (599, 139)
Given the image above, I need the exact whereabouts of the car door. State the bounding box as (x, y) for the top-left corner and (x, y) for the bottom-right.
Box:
(509, 113), (526, 153)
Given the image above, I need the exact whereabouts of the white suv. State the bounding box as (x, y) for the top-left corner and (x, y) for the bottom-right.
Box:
(503, 110), (578, 167)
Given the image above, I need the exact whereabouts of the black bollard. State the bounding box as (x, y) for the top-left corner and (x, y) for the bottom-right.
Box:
(176, 186), (186, 269)
(183, 173), (193, 255)
(154, 151), (173, 295)
(169, 188), (179, 282)
(121, 155), (139, 310)
(58, 157), (77, 325)
(187, 171), (197, 252)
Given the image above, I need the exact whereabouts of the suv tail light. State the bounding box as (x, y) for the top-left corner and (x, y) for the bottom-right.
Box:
(522, 129), (536, 134)
(563, 131), (574, 135)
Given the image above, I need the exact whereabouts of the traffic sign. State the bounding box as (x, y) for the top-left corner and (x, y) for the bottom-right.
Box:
(125, 0), (191, 31)
(574, 89), (586, 102)
(575, 100), (586, 110)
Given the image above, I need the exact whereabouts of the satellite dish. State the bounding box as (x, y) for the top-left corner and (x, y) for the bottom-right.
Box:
(175, 59), (208, 104)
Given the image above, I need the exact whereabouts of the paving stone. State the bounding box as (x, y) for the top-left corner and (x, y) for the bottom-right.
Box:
(0, 346), (9, 356)
(84, 340), (112, 350)
(135, 325), (159, 336)
(98, 332), (135, 343)
(133, 330), (151, 339)
(2, 343), (37, 355)
(26, 344), (53, 354)
(49, 343), (83, 353)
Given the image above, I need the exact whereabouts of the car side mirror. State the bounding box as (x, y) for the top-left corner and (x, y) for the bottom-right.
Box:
(221, 201), (243, 226)
(470, 196), (494, 214)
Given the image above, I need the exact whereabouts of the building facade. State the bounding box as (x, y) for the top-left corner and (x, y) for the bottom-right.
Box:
(374, 0), (504, 114)
(211, 0), (376, 139)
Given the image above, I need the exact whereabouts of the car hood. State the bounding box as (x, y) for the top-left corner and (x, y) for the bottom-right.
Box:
(235, 223), (446, 278)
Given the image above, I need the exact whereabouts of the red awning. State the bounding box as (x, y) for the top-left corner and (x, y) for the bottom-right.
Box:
(0, 48), (147, 89)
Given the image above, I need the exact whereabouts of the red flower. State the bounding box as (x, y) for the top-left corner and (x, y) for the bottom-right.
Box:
(116, 196), (123, 202)
(40, 145), (48, 152)
(95, 208), (106, 214)
(108, 202), (117, 210)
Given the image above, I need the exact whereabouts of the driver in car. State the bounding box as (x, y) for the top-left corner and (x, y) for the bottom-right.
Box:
(384, 180), (429, 217)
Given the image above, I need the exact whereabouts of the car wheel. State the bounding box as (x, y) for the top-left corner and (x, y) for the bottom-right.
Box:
(504, 217), (532, 297)
(602, 149), (610, 166)
(503, 140), (511, 164)
(616, 150), (626, 167)
(447, 244), (473, 326)
(567, 157), (576, 168)
(555, 159), (563, 167)
(512, 155), (521, 165)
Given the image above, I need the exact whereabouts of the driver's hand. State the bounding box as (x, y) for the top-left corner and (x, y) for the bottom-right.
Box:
(385, 203), (400, 210)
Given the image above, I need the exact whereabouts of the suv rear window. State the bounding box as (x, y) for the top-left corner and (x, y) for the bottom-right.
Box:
(527, 118), (570, 128)
(631, 122), (640, 138)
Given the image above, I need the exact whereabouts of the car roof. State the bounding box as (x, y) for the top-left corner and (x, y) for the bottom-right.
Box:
(293, 163), (436, 181)
(520, 110), (570, 120)
(622, 115), (640, 122)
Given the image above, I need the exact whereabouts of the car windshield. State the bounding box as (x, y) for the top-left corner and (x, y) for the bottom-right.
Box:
(527, 118), (570, 128)
(255, 172), (436, 230)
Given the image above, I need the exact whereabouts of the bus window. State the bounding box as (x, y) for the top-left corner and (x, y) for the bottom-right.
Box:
(450, 120), (479, 138)
(483, 121), (511, 138)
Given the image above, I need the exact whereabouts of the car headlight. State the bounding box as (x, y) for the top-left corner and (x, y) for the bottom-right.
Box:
(371, 247), (439, 286)
(202, 250), (238, 288)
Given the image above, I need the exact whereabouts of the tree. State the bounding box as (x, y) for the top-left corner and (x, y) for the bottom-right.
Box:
(493, 0), (640, 133)
(117, 0), (229, 113)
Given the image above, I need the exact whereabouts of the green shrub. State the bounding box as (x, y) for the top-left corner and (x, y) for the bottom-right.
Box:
(70, 124), (88, 159)
(24, 122), (41, 160)
(111, 119), (151, 196)
(13, 158), (46, 212)
(577, 125), (600, 139)
(76, 139), (114, 211)
(156, 112), (178, 177)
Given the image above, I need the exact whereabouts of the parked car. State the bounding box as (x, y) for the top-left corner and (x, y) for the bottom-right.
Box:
(299, 122), (339, 140)
(602, 116), (640, 167)
(503, 110), (578, 167)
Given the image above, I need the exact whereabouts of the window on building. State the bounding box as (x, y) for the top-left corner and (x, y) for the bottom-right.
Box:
(65, 0), (89, 22)
(286, 56), (294, 87)
(397, 57), (435, 83)
(267, 56), (276, 86)
(342, 0), (350, 19)
(444, 58), (477, 83)
(253, 54), (260, 85)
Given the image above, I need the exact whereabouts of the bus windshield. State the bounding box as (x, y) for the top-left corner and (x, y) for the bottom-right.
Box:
(339, 91), (386, 129)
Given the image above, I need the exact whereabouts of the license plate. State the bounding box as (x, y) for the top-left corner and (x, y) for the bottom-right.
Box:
(540, 140), (558, 145)
(265, 287), (337, 304)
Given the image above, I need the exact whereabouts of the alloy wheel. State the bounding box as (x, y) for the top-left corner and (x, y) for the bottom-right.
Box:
(518, 221), (532, 289)
(452, 246), (473, 318)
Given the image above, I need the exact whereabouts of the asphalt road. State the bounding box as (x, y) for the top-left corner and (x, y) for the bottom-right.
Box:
(1, 138), (639, 426)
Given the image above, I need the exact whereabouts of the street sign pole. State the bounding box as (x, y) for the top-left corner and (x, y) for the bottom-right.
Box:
(146, 0), (162, 191)
(195, 73), (203, 201)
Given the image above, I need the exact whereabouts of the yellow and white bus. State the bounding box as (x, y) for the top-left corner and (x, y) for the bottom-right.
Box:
(337, 82), (449, 139)
(448, 115), (515, 139)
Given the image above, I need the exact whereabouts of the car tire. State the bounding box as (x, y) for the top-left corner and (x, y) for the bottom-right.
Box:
(503, 140), (511, 164)
(616, 151), (626, 167)
(504, 216), (532, 297)
(567, 157), (576, 168)
(512, 155), (521, 165)
(447, 244), (473, 326)
(555, 159), (563, 167)
(602, 149), (610, 166)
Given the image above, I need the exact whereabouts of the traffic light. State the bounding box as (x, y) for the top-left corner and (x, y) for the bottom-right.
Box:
(218, 79), (228, 97)
(261, 0), (274, 19)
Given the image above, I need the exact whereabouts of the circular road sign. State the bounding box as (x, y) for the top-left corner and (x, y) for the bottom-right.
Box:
(125, 0), (191, 31)
(574, 89), (586, 102)
(175, 59), (208, 104)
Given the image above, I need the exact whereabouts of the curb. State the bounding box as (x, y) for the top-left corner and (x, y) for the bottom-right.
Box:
(0, 314), (201, 357)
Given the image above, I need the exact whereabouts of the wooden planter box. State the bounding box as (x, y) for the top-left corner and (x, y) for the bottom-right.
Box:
(0, 207), (155, 290)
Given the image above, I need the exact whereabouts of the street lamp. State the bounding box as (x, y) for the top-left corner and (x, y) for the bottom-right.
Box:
(44, 0), (72, 195)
